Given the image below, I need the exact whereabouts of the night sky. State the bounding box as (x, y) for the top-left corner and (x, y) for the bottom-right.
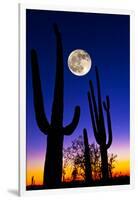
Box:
(26, 9), (130, 185)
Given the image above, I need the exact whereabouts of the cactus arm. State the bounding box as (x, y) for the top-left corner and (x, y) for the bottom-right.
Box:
(63, 106), (80, 135)
(103, 96), (112, 149)
(89, 80), (99, 126)
(95, 66), (106, 135)
(83, 128), (88, 140)
(88, 92), (101, 145)
(31, 49), (50, 134)
(103, 96), (110, 111)
(95, 66), (102, 110)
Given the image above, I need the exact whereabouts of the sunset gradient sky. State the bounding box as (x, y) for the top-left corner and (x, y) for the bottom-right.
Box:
(26, 9), (130, 186)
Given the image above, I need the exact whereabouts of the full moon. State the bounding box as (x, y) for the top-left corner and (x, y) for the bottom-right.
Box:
(68, 49), (92, 76)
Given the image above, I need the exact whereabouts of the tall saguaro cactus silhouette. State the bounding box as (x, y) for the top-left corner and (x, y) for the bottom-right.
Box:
(87, 66), (112, 181)
(83, 128), (92, 183)
(31, 24), (80, 188)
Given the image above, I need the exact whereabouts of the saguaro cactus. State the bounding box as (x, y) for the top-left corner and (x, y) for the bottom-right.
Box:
(83, 128), (92, 183)
(87, 66), (112, 181)
(31, 24), (80, 188)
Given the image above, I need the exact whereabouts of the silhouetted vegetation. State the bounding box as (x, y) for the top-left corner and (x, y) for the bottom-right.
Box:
(108, 154), (117, 179)
(31, 24), (80, 188)
(63, 135), (116, 182)
(87, 66), (113, 181)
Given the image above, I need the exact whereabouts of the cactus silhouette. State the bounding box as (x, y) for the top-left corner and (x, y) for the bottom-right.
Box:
(31, 176), (35, 186)
(31, 24), (80, 188)
(87, 66), (112, 181)
(83, 128), (92, 183)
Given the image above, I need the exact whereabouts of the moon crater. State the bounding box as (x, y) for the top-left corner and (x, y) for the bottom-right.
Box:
(68, 49), (92, 76)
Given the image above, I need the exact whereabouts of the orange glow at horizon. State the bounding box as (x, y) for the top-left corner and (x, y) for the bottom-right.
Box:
(26, 158), (130, 186)
(26, 160), (44, 186)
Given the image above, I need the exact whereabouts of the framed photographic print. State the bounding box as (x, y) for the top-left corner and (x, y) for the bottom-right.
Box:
(19, 3), (134, 196)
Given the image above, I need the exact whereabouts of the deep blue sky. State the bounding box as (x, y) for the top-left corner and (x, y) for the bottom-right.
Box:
(26, 9), (130, 161)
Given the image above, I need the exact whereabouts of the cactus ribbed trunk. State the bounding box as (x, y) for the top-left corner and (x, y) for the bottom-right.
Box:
(100, 146), (108, 181)
(43, 133), (64, 187)
(83, 128), (92, 183)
